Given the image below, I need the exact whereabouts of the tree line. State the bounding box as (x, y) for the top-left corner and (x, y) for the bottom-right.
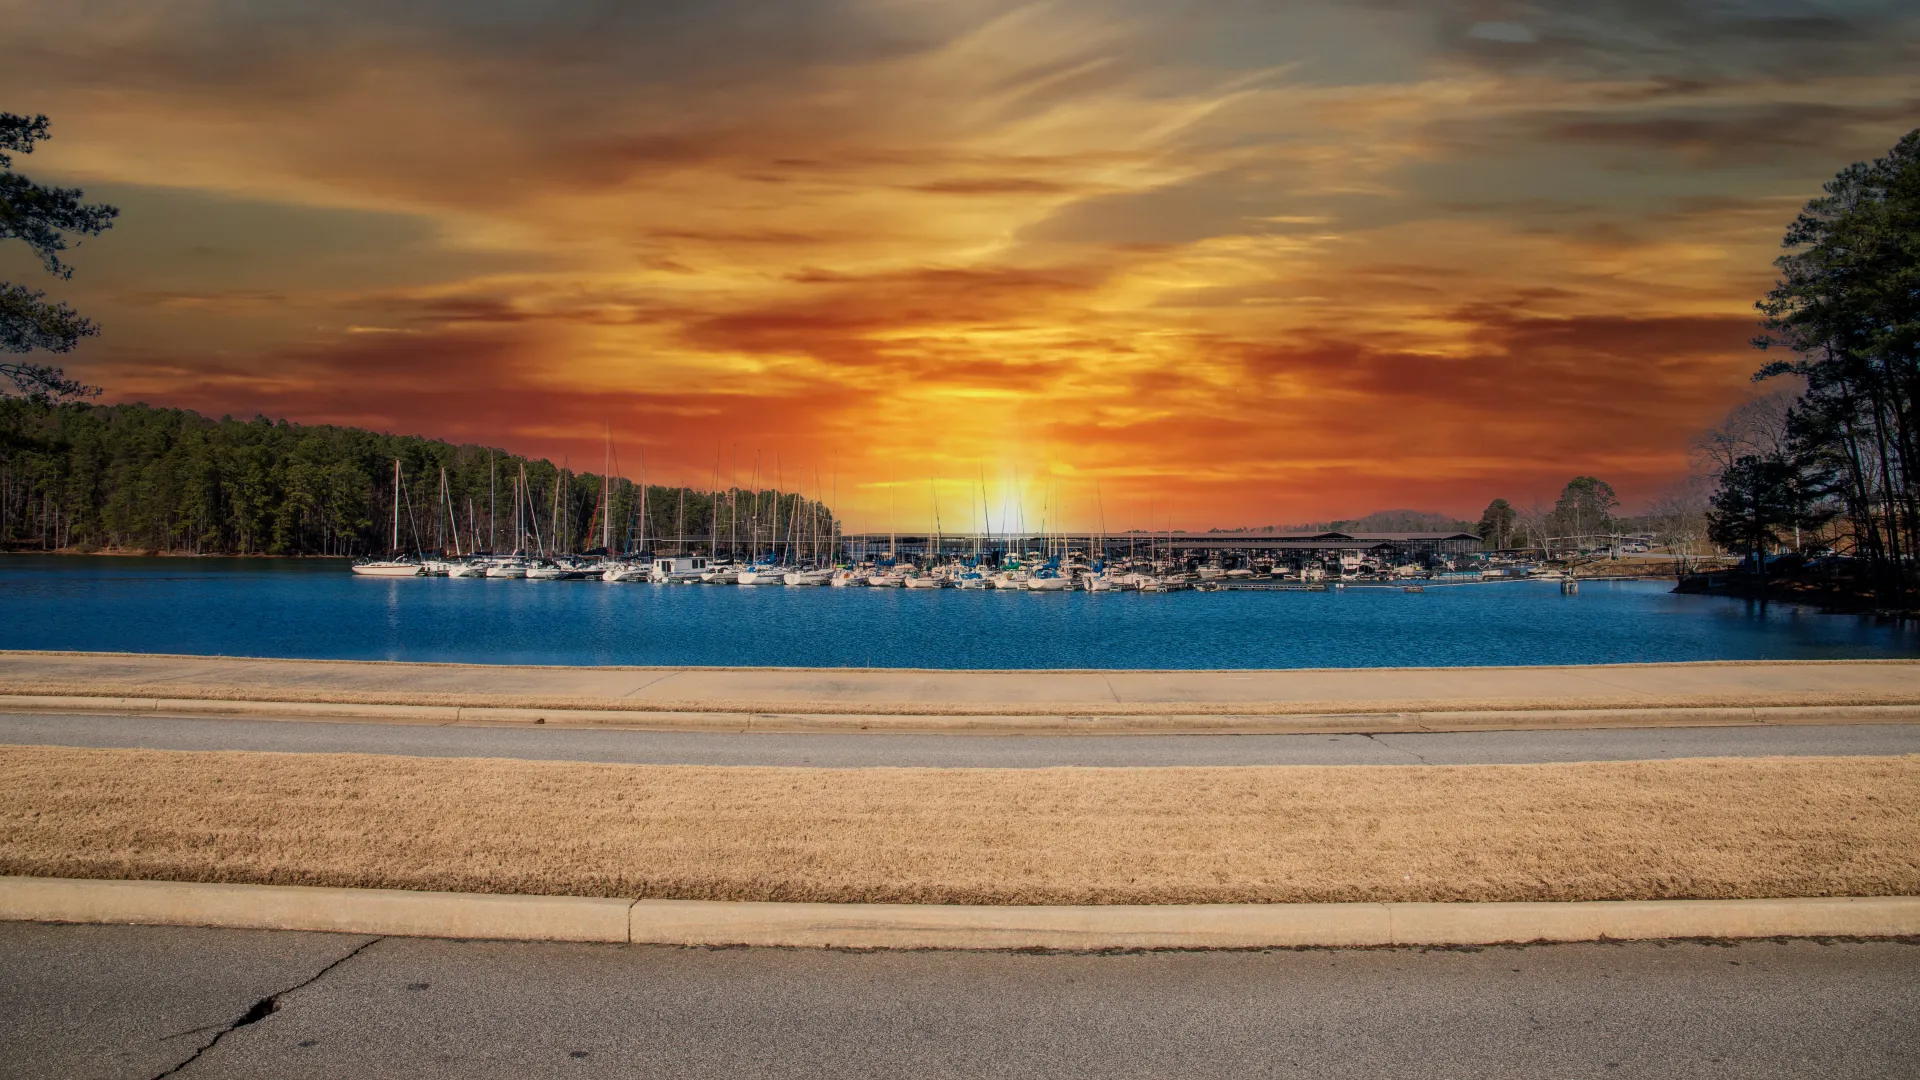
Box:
(1475, 477), (1628, 553)
(0, 399), (835, 558)
(1703, 127), (1918, 600)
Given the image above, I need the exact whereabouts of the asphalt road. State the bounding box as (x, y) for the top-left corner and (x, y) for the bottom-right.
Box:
(2, 710), (1918, 767)
(3, 922), (1914, 1079)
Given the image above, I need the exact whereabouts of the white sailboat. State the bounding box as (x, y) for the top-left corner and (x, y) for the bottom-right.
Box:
(352, 459), (423, 576)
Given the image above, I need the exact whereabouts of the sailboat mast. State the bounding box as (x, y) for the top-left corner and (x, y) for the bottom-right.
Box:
(548, 465), (559, 557)
(603, 424), (612, 554)
(488, 453), (496, 553)
(391, 458), (400, 554)
(748, 452), (761, 560)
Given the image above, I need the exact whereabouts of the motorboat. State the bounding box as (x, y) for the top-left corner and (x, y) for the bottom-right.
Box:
(602, 562), (648, 582)
(828, 568), (865, 587)
(651, 556), (711, 583)
(446, 560), (486, 578)
(525, 560), (566, 580)
(485, 559), (529, 579)
(867, 569), (906, 587)
(700, 563), (740, 584)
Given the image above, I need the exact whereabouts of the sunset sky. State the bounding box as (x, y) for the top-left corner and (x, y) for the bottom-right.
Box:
(3, 1), (1917, 530)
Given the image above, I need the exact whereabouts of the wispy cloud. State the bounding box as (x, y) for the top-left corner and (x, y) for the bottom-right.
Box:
(6, 0), (1916, 525)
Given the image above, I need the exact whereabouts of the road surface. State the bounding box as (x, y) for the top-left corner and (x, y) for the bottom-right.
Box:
(4, 710), (1918, 767)
(4, 711), (1919, 767)
(2, 922), (1914, 1079)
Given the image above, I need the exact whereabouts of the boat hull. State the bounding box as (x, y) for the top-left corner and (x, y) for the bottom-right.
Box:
(350, 563), (421, 577)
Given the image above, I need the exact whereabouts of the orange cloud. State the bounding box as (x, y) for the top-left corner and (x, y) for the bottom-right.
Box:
(7, 0), (1917, 529)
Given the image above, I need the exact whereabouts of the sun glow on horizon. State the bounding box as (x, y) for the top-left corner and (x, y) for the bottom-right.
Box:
(5, 2), (1916, 529)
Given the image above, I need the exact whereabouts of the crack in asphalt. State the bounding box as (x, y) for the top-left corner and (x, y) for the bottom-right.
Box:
(150, 936), (382, 1078)
(1362, 732), (1431, 764)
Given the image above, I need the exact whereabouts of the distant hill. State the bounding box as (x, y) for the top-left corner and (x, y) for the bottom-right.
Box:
(1210, 509), (1477, 535)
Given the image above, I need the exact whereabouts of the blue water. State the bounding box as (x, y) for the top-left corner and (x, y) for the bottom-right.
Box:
(2, 556), (1915, 668)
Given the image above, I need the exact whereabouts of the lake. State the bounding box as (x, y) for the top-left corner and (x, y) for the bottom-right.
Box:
(2, 556), (1914, 669)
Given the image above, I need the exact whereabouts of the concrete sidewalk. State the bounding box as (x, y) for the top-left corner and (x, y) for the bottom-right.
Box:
(5, 651), (1920, 710)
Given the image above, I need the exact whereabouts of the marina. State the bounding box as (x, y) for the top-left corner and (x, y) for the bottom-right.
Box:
(341, 451), (1511, 592)
(3, 555), (1915, 669)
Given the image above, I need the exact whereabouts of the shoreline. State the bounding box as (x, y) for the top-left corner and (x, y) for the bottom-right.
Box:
(16, 551), (1904, 619)
(2, 548), (347, 560)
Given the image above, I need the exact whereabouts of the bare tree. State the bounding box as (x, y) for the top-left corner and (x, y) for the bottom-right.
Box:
(1645, 476), (1713, 572)
(1514, 501), (1552, 554)
(1690, 379), (1803, 478)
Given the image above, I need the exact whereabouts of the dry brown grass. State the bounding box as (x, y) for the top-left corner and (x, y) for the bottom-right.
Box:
(2, 746), (1916, 904)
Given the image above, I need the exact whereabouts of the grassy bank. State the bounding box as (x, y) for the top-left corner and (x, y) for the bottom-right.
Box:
(2, 746), (1914, 904)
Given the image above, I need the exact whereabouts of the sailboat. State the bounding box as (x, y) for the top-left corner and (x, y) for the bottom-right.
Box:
(485, 468), (530, 577)
(352, 460), (424, 576)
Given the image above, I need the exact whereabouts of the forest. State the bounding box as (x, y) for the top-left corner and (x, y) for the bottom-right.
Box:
(0, 400), (832, 557)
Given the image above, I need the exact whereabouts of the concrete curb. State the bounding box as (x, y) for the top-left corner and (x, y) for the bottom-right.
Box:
(5, 694), (1919, 734)
(3, 878), (1915, 948)
(0, 877), (630, 941)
